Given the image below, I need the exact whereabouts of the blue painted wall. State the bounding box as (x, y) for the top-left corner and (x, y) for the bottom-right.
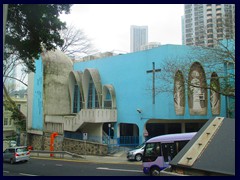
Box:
(32, 57), (43, 130)
(74, 45), (226, 133)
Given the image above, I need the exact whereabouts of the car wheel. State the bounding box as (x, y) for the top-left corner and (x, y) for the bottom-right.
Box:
(135, 154), (142, 161)
(10, 159), (14, 164)
(150, 167), (160, 176)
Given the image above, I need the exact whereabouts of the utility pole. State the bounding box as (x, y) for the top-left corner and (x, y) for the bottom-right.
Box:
(146, 62), (161, 104)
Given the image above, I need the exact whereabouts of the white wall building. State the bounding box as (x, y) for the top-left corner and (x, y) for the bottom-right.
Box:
(140, 42), (161, 51)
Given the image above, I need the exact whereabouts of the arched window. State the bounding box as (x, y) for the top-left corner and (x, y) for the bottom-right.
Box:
(104, 89), (112, 109)
(83, 69), (102, 109)
(102, 85), (116, 109)
(68, 71), (84, 113)
(87, 78), (99, 109)
(73, 82), (82, 113)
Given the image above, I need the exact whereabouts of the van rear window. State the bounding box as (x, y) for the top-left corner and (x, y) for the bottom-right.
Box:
(16, 147), (28, 152)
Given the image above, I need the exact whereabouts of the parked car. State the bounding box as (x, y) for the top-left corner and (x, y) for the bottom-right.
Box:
(127, 143), (145, 161)
(3, 146), (30, 164)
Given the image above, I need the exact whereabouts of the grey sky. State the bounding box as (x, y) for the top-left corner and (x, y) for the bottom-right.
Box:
(60, 4), (184, 53)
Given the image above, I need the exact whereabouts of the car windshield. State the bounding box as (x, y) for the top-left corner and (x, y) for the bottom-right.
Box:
(136, 143), (145, 149)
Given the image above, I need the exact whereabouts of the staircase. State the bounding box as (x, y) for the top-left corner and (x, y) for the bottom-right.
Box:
(64, 109), (117, 132)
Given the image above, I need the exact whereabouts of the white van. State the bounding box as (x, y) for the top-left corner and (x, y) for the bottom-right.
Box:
(127, 143), (145, 161)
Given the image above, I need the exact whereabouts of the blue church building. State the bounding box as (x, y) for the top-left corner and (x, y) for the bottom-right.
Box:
(27, 44), (232, 147)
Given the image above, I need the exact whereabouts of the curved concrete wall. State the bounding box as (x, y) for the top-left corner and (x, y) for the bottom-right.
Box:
(41, 50), (73, 115)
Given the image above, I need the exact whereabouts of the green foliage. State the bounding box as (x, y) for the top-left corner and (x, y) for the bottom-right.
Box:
(4, 98), (26, 131)
(5, 4), (72, 72)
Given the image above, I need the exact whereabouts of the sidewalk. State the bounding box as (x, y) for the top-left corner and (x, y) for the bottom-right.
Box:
(82, 151), (141, 165)
(31, 150), (142, 165)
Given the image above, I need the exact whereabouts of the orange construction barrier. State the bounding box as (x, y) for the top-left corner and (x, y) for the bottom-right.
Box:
(50, 132), (58, 157)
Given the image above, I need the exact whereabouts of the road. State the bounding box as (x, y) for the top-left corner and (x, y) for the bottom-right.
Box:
(3, 157), (146, 176)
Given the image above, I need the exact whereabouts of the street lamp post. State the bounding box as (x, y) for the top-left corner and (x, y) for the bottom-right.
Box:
(108, 124), (111, 153)
(108, 123), (111, 145)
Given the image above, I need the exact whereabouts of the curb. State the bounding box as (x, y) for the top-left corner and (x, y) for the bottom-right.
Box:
(31, 155), (142, 165)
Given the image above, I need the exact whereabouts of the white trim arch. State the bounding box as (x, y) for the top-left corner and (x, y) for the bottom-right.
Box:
(210, 72), (221, 115)
(102, 84), (117, 109)
(174, 70), (185, 115)
(83, 68), (102, 109)
(68, 71), (84, 112)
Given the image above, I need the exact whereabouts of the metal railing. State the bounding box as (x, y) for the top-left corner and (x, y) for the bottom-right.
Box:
(30, 150), (84, 159)
(64, 132), (143, 147)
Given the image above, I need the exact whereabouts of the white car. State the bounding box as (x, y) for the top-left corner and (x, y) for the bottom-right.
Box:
(127, 143), (145, 161)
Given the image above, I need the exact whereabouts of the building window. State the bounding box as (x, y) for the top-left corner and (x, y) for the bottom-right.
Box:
(4, 118), (8, 126)
(17, 104), (21, 110)
(207, 19), (213, 23)
(185, 4), (192, 10)
(207, 29), (213, 33)
(104, 90), (112, 109)
(95, 88), (99, 108)
(207, 24), (213, 28)
(208, 39), (214, 43)
(88, 80), (93, 109)
(207, 34), (213, 38)
(73, 83), (81, 113)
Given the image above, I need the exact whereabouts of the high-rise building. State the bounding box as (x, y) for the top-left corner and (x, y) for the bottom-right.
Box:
(183, 4), (235, 47)
(130, 25), (148, 52)
(181, 16), (185, 45)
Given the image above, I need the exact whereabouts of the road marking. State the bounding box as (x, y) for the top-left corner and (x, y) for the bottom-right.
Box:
(3, 171), (9, 173)
(96, 167), (142, 173)
(56, 164), (63, 167)
(19, 173), (38, 176)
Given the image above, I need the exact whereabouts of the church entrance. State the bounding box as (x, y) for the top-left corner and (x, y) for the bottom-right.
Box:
(118, 123), (140, 146)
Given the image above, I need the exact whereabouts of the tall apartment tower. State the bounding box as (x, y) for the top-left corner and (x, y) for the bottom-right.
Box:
(183, 4), (235, 47)
(130, 25), (148, 52)
(181, 16), (185, 45)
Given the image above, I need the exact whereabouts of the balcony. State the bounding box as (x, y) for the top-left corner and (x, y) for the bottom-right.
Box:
(206, 5), (212, 10)
(64, 109), (117, 132)
(3, 125), (16, 132)
(216, 4), (221, 9)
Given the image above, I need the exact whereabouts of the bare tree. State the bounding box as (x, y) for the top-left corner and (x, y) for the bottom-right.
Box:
(157, 39), (235, 95)
(3, 47), (28, 132)
(159, 9), (235, 98)
(59, 24), (98, 59)
(3, 51), (28, 89)
(155, 38), (235, 118)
